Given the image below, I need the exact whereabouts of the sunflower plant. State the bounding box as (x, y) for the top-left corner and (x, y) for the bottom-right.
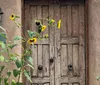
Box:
(0, 13), (61, 85)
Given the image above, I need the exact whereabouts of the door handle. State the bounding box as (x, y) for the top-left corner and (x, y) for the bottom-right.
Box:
(49, 58), (54, 63)
(68, 64), (73, 71)
(38, 65), (43, 70)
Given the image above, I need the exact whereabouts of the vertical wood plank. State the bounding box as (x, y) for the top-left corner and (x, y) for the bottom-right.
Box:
(31, 6), (37, 31)
(67, 6), (72, 37)
(43, 45), (50, 77)
(24, 4), (30, 38)
(42, 6), (49, 37)
(72, 6), (79, 36)
(49, 5), (55, 85)
(61, 45), (68, 76)
(61, 6), (67, 37)
(79, 5), (85, 85)
(32, 45), (38, 77)
(37, 6), (42, 20)
(73, 45), (79, 76)
(38, 45), (43, 77)
(68, 45), (73, 77)
(67, 5), (73, 78)
(37, 5), (42, 36)
(54, 4), (61, 85)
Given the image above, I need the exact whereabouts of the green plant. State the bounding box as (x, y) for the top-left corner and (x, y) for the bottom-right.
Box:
(0, 14), (61, 85)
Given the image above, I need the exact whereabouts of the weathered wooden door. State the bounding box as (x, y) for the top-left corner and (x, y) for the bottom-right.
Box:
(24, 0), (85, 85)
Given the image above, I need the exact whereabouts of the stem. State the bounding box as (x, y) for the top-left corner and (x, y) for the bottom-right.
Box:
(18, 67), (22, 83)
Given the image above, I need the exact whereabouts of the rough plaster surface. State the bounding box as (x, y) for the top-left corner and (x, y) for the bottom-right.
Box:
(0, 0), (22, 81)
(89, 0), (100, 85)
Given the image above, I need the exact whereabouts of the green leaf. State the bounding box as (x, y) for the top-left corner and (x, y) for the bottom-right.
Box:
(27, 64), (34, 70)
(10, 56), (17, 61)
(0, 41), (5, 49)
(16, 82), (23, 85)
(15, 16), (20, 18)
(8, 44), (17, 49)
(14, 36), (22, 41)
(0, 77), (2, 84)
(96, 76), (100, 80)
(24, 49), (32, 56)
(15, 59), (22, 68)
(11, 79), (16, 85)
(24, 70), (32, 83)
(27, 30), (35, 38)
(0, 33), (6, 43)
(4, 78), (8, 85)
(25, 56), (33, 65)
(13, 69), (21, 77)
(7, 71), (11, 77)
(0, 55), (4, 62)
(0, 65), (5, 72)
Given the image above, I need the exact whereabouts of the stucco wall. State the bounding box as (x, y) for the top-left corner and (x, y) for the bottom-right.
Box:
(0, 0), (22, 81)
(88, 0), (100, 85)
(0, 0), (21, 53)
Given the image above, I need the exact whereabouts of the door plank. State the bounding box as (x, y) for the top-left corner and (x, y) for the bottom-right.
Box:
(49, 5), (55, 85)
(73, 83), (79, 85)
(42, 5), (49, 37)
(38, 45), (43, 77)
(61, 45), (68, 76)
(79, 5), (85, 85)
(24, 4), (30, 38)
(43, 45), (50, 77)
(67, 6), (72, 37)
(62, 84), (68, 85)
(32, 45), (38, 77)
(61, 6), (67, 37)
(61, 37), (79, 44)
(37, 5), (42, 36)
(72, 6), (79, 36)
(73, 45), (79, 76)
(44, 83), (49, 85)
(54, 4), (61, 85)
(68, 45), (73, 77)
(31, 6), (37, 31)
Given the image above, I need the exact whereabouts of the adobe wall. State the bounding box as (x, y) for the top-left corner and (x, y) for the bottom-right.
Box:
(0, 0), (22, 81)
(88, 0), (100, 85)
(0, 0), (21, 53)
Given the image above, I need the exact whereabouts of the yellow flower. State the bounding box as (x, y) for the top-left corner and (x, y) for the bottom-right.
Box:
(57, 20), (61, 29)
(41, 25), (46, 32)
(27, 38), (37, 44)
(10, 14), (15, 20)
(51, 19), (55, 23)
(44, 34), (49, 38)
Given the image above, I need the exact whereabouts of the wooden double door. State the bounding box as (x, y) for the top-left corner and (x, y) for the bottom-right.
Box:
(24, 0), (85, 85)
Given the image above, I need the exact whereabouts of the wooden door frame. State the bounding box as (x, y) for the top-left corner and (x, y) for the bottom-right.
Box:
(21, 0), (89, 85)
